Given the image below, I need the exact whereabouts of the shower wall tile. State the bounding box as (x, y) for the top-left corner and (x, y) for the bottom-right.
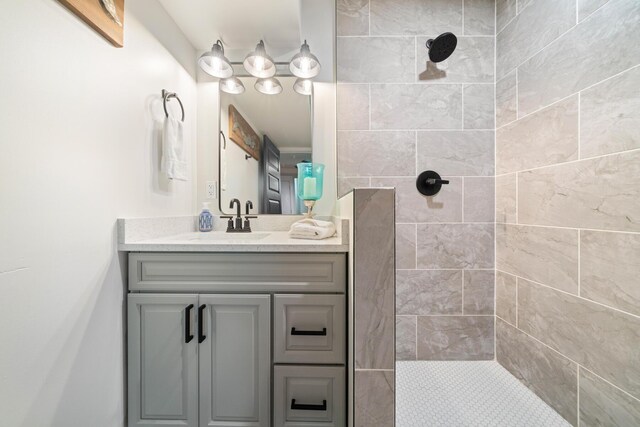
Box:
(370, 84), (462, 129)
(463, 177), (495, 222)
(581, 230), (640, 316)
(417, 224), (494, 269)
(463, 270), (495, 315)
(370, 0), (462, 36)
(579, 368), (640, 426)
(354, 370), (395, 426)
(372, 177), (462, 223)
(464, 0), (496, 35)
(518, 278), (640, 398)
(337, 131), (416, 177)
(463, 84), (495, 129)
(417, 316), (494, 360)
(496, 224), (579, 293)
(496, 271), (517, 325)
(338, 177), (369, 198)
(395, 224), (416, 270)
(496, 0), (575, 79)
(337, 84), (369, 130)
(337, 37), (415, 83)
(417, 37), (495, 84)
(496, 95), (578, 174)
(518, 151), (640, 232)
(337, 0), (369, 36)
(496, 319), (578, 425)
(496, 70), (517, 127)
(578, 0), (611, 21)
(417, 131), (495, 176)
(397, 270), (463, 315)
(518, 0), (640, 114)
(496, 0), (517, 33)
(580, 66), (640, 158)
(396, 316), (417, 361)
(495, 173), (516, 224)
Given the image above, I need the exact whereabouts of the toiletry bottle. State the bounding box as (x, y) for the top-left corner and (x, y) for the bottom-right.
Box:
(199, 202), (213, 232)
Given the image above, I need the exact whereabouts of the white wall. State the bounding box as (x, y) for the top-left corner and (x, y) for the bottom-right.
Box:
(0, 1), (197, 426)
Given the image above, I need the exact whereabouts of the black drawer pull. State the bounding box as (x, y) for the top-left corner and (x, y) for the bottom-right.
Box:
(198, 304), (207, 343)
(291, 399), (327, 411)
(185, 304), (194, 343)
(291, 327), (327, 336)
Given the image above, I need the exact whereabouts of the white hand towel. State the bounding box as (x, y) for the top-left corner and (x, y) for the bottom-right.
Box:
(161, 116), (187, 181)
(289, 219), (337, 240)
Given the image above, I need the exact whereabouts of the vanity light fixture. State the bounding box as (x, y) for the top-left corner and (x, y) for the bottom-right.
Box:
(198, 40), (233, 78)
(243, 40), (276, 78)
(293, 78), (313, 96)
(220, 77), (245, 94)
(289, 40), (321, 79)
(255, 77), (282, 95)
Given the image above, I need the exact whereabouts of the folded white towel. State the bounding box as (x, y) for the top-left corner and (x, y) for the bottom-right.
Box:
(161, 116), (187, 181)
(289, 219), (337, 240)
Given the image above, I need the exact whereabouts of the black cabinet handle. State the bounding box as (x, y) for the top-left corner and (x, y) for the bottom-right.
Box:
(291, 399), (327, 411)
(185, 304), (194, 343)
(198, 304), (207, 343)
(291, 327), (327, 336)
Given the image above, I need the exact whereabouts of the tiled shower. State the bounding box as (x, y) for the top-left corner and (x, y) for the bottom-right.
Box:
(337, 0), (639, 425)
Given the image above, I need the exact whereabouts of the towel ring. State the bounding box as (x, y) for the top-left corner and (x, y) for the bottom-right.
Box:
(162, 89), (185, 122)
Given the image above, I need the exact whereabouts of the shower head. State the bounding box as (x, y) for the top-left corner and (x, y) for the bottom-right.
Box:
(426, 32), (457, 63)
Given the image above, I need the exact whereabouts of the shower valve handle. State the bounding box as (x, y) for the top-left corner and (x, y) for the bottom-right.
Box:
(426, 178), (449, 185)
(417, 170), (448, 197)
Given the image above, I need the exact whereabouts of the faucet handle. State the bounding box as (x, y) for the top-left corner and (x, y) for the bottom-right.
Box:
(220, 215), (234, 232)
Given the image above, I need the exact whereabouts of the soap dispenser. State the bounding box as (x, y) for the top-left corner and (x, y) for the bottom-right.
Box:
(199, 202), (213, 232)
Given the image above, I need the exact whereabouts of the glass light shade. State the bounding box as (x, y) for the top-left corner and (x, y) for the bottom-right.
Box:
(220, 77), (245, 94)
(255, 77), (282, 95)
(198, 41), (233, 78)
(289, 40), (321, 79)
(296, 162), (324, 201)
(293, 78), (313, 96)
(243, 40), (276, 78)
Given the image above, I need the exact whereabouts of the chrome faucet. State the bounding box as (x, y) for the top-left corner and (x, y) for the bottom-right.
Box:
(221, 199), (256, 233)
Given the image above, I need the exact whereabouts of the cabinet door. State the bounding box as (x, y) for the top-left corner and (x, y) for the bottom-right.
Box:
(128, 294), (198, 427)
(198, 295), (270, 427)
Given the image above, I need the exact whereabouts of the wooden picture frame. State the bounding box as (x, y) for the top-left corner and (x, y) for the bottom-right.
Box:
(229, 105), (261, 161)
(58, 0), (125, 47)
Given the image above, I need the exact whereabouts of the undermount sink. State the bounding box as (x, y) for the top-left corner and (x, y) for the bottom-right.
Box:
(169, 232), (271, 242)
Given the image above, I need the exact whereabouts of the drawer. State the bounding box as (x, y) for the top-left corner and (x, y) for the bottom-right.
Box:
(274, 365), (345, 427)
(128, 253), (346, 293)
(274, 294), (345, 364)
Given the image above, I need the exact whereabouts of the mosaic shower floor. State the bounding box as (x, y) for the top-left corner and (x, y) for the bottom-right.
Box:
(396, 361), (571, 427)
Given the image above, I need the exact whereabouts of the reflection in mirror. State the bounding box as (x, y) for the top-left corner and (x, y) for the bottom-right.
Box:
(219, 76), (312, 215)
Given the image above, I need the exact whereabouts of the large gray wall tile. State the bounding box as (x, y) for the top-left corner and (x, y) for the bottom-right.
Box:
(370, 0), (462, 35)
(354, 189), (395, 370)
(397, 270), (463, 315)
(464, 84), (495, 129)
(396, 316), (417, 361)
(464, 0), (496, 35)
(464, 177), (495, 222)
(496, 70), (517, 127)
(496, 0), (575, 79)
(338, 131), (416, 177)
(579, 0), (611, 21)
(580, 66), (640, 158)
(518, 151), (640, 232)
(581, 230), (640, 316)
(337, 84), (369, 130)
(337, 37), (415, 83)
(518, 0), (640, 114)
(417, 316), (494, 360)
(496, 95), (578, 174)
(496, 271), (517, 325)
(579, 368), (640, 426)
(355, 370), (395, 426)
(371, 84), (462, 129)
(396, 224), (416, 270)
(418, 37), (495, 84)
(463, 270), (495, 315)
(496, 319), (578, 424)
(496, 224), (579, 293)
(372, 177), (462, 223)
(338, 177), (369, 198)
(418, 224), (494, 269)
(496, 173), (516, 224)
(337, 0), (369, 36)
(518, 279), (640, 397)
(417, 131), (495, 176)
(497, 0), (517, 33)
